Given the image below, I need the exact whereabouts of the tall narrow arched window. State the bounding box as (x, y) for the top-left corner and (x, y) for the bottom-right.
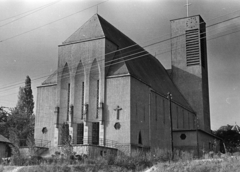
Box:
(73, 61), (85, 144)
(89, 59), (99, 121)
(59, 63), (70, 145)
(60, 63), (70, 122)
(74, 61), (85, 120)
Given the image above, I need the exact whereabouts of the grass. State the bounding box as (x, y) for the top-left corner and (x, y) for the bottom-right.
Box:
(2, 149), (240, 172)
(153, 156), (240, 172)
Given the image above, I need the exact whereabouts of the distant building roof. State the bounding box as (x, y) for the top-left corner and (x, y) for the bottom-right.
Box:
(231, 123), (240, 133)
(0, 135), (11, 144)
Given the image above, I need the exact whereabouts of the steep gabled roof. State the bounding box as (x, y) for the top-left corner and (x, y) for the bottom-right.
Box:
(59, 14), (193, 111)
(63, 15), (105, 44)
(97, 15), (193, 111)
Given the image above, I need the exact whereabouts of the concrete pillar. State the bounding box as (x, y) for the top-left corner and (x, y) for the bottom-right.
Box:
(69, 106), (74, 144)
(99, 122), (104, 146)
(88, 122), (92, 144)
(69, 124), (73, 144)
(83, 122), (89, 144)
(53, 124), (59, 147)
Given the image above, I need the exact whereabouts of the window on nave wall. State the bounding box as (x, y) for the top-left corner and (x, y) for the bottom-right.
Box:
(73, 61), (85, 144)
(81, 82), (84, 119)
(74, 61), (85, 121)
(60, 63), (70, 123)
(89, 59), (100, 121)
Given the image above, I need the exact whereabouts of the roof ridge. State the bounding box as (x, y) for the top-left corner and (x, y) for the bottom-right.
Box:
(63, 14), (105, 44)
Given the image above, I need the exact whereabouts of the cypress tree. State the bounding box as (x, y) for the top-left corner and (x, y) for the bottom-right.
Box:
(8, 76), (35, 146)
(16, 76), (34, 116)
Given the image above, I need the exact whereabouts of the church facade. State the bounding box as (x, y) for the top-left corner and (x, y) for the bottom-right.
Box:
(34, 14), (221, 157)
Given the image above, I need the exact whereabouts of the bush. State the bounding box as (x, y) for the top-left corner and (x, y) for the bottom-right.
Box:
(147, 148), (172, 163)
(111, 150), (152, 171)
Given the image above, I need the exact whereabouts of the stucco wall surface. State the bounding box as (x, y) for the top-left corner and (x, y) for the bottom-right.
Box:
(35, 85), (57, 147)
(105, 76), (131, 145)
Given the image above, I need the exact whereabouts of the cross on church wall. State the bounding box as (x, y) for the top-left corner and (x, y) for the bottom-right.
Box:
(114, 105), (122, 120)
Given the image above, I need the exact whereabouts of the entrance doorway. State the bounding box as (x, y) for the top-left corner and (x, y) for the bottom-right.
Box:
(77, 123), (84, 144)
(92, 122), (99, 145)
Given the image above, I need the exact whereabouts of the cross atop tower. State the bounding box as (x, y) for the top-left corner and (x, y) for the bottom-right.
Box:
(184, 0), (192, 17)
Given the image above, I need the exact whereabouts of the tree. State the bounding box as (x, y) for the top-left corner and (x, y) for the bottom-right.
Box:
(16, 76), (34, 117)
(7, 76), (35, 146)
(214, 124), (240, 153)
(0, 107), (10, 138)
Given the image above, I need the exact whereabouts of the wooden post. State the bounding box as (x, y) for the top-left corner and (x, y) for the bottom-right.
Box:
(167, 92), (174, 160)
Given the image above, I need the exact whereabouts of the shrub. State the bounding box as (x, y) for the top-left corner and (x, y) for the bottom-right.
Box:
(111, 150), (152, 171)
(149, 148), (172, 163)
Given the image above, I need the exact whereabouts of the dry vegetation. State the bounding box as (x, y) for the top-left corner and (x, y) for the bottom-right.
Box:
(1, 149), (240, 172)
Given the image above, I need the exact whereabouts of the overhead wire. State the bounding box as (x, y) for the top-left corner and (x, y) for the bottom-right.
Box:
(0, 9), (240, 98)
(0, 0), (62, 23)
(1, 13), (240, 94)
(0, 0), (62, 28)
(0, 0), (109, 43)
(50, 14), (240, 82)
(63, 26), (240, 124)
(0, 15), (239, 97)
(20, 15), (240, 84)
(1, 22), (240, 100)
(52, 23), (240, 123)
(0, 3), (239, 90)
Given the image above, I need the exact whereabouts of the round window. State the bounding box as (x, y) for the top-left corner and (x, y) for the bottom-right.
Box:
(180, 134), (186, 140)
(42, 127), (48, 134)
(114, 122), (121, 130)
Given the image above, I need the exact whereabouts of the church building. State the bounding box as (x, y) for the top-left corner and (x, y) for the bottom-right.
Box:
(34, 14), (221, 157)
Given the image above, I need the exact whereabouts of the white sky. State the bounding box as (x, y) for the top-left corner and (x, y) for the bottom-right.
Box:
(0, 0), (240, 130)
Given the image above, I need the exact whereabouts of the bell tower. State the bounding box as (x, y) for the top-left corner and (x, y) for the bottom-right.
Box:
(170, 15), (210, 132)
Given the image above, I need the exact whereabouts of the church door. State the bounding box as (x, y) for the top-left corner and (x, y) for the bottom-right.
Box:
(77, 123), (84, 144)
(92, 122), (99, 145)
